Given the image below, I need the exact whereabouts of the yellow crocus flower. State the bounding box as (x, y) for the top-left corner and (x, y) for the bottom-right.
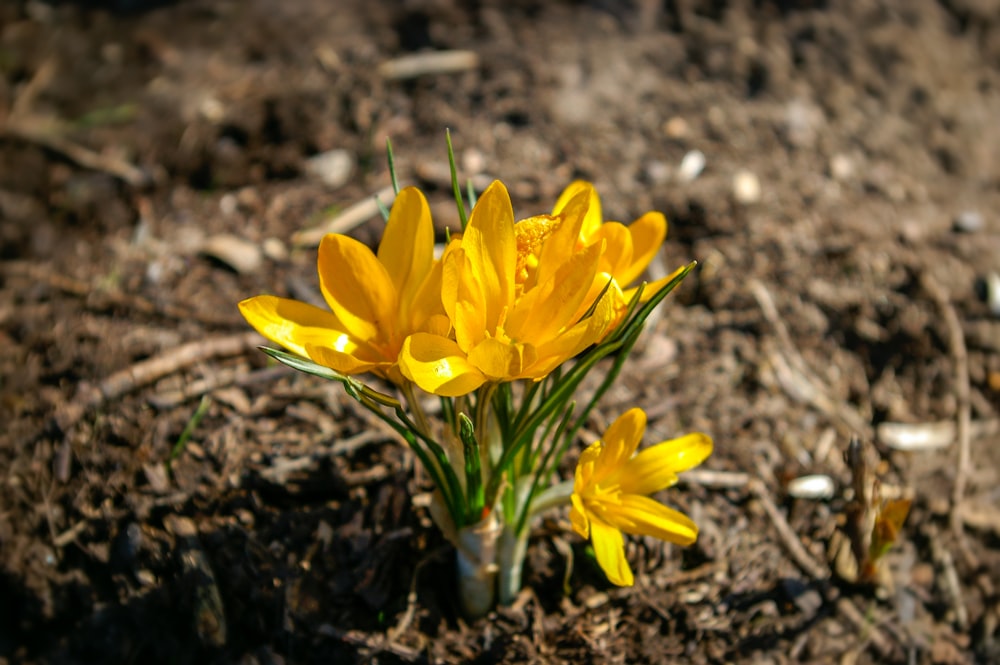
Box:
(570, 408), (712, 586)
(239, 186), (448, 385)
(553, 181), (673, 302)
(399, 180), (622, 396)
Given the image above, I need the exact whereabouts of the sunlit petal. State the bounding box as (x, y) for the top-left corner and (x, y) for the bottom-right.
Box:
(399, 333), (487, 397)
(464, 180), (515, 330)
(468, 337), (535, 381)
(506, 241), (602, 343)
(608, 495), (699, 546)
(378, 186), (434, 318)
(318, 234), (398, 344)
(596, 408), (646, 477)
(619, 212), (666, 286)
(622, 263), (688, 305)
(589, 515), (634, 586)
(407, 254), (447, 333)
(619, 433), (714, 496)
(570, 493), (590, 540)
(553, 180), (602, 238)
(450, 249), (487, 351)
(588, 222), (633, 278)
(537, 185), (592, 286)
(305, 342), (386, 376)
(239, 295), (347, 359)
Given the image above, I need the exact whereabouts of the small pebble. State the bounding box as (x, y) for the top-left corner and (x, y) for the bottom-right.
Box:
(201, 234), (263, 274)
(219, 193), (238, 216)
(732, 169), (761, 204)
(677, 150), (706, 183)
(304, 149), (355, 189)
(977, 272), (1000, 317)
(645, 160), (671, 186)
(829, 153), (854, 181)
(135, 569), (158, 587)
(462, 147), (486, 175)
(953, 210), (984, 233)
(262, 237), (288, 262)
(662, 116), (689, 139)
(786, 474), (835, 500)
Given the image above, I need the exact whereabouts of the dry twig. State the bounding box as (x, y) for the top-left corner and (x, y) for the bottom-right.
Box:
(747, 478), (830, 581)
(920, 275), (973, 543)
(54, 332), (262, 437)
(2, 57), (150, 187)
(377, 50), (479, 80)
(292, 185), (398, 246)
(749, 279), (870, 436)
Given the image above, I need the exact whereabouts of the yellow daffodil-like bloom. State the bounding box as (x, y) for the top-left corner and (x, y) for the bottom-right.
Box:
(570, 408), (712, 586)
(239, 187), (448, 385)
(399, 180), (622, 396)
(553, 181), (678, 303)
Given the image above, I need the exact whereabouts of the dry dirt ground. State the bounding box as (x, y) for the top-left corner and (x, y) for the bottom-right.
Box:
(2, 0), (1000, 663)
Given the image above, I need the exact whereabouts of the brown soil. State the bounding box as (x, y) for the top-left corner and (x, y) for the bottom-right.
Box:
(2, 0), (999, 663)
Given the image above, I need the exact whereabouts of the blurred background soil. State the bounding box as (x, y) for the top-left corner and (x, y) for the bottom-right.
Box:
(1, 0), (999, 662)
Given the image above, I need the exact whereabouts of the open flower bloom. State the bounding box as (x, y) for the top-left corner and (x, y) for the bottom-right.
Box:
(239, 186), (448, 385)
(553, 181), (679, 303)
(570, 408), (712, 586)
(399, 180), (622, 396)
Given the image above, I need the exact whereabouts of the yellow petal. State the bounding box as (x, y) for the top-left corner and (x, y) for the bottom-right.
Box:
(606, 495), (698, 546)
(553, 180), (602, 239)
(570, 493), (590, 539)
(588, 222), (633, 279)
(407, 255), (447, 333)
(623, 263), (688, 304)
(575, 440), (602, 489)
(318, 234), (398, 343)
(305, 342), (386, 376)
(595, 408), (646, 481)
(619, 212), (666, 286)
(506, 241), (602, 344)
(378, 186), (434, 317)
(589, 514), (634, 586)
(464, 181), (515, 331)
(619, 433), (713, 496)
(536, 184), (592, 287)
(449, 248), (489, 351)
(399, 333), (487, 396)
(239, 295), (348, 359)
(467, 337), (536, 381)
(525, 284), (618, 378)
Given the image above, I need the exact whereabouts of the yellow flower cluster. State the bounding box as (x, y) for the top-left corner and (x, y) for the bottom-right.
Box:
(240, 180), (670, 397)
(240, 177), (712, 591)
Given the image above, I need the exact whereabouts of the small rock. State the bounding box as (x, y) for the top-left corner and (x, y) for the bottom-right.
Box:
(201, 234), (263, 274)
(462, 147), (486, 175)
(219, 193), (238, 216)
(829, 153), (854, 181)
(953, 210), (984, 233)
(262, 237), (288, 262)
(784, 99), (824, 148)
(662, 116), (689, 139)
(304, 149), (354, 189)
(976, 272), (1000, 317)
(677, 150), (706, 183)
(786, 474), (835, 500)
(645, 160), (671, 186)
(732, 169), (761, 204)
